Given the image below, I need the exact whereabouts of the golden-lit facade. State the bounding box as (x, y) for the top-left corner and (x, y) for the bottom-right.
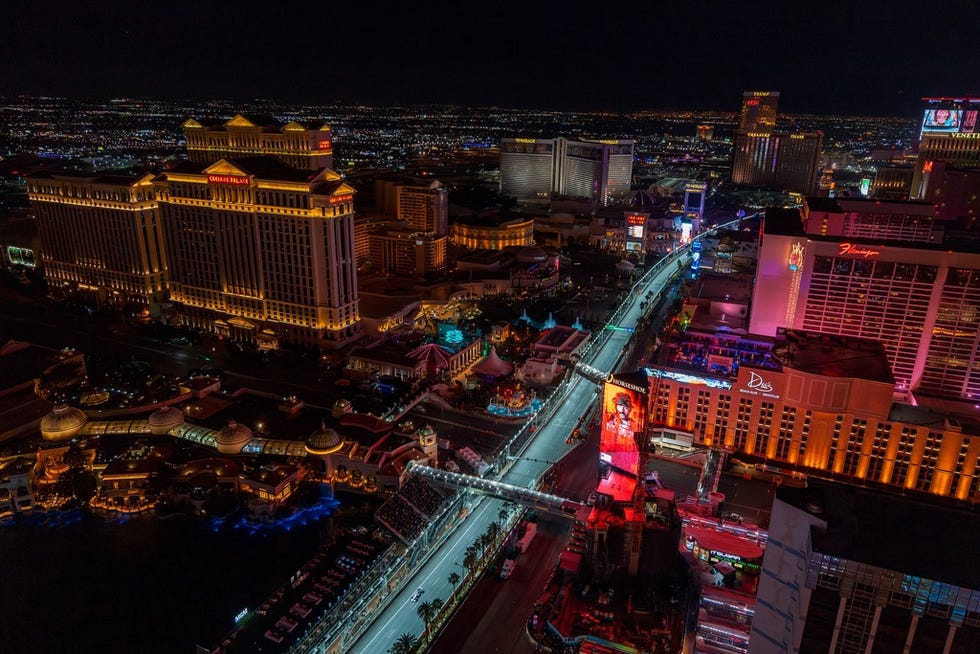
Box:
(27, 172), (168, 311)
(451, 217), (534, 250)
(183, 115), (334, 171)
(155, 157), (360, 349)
(643, 333), (980, 502)
(368, 229), (447, 276)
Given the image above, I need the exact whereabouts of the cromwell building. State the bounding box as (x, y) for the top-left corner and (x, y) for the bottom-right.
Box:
(641, 327), (980, 501)
(27, 171), (168, 313)
(750, 199), (980, 403)
(154, 157), (360, 348)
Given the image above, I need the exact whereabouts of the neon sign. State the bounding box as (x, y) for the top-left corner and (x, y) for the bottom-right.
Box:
(515, 138), (536, 144)
(627, 214), (646, 225)
(737, 369), (781, 399)
(207, 174), (249, 186)
(788, 241), (804, 271)
(838, 242), (881, 258)
(317, 139), (332, 149)
(746, 371), (773, 392)
(329, 194), (353, 204)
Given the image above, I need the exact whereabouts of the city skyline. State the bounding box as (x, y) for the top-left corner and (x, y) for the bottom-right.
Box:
(2, 0), (976, 116)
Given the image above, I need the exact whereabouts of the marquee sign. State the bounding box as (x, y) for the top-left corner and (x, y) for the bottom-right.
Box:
(207, 174), (250, 186)
(329, 194), (354, 205)
(627, 214), (646, 226)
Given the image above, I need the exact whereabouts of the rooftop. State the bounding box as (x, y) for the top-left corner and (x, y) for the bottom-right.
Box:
(777, 479), (980, 590)
(659, 328), (894, 384)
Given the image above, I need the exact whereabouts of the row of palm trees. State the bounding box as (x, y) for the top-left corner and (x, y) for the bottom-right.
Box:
(388, 507), (515, 653)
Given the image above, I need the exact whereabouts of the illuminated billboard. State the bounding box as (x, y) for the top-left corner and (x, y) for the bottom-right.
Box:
(921, 109), (963, 133)
(963, 110), (978, 133)
(600, 381), (645, 474)
(680, 221), (693, 245)
(627, 224), (645, 239)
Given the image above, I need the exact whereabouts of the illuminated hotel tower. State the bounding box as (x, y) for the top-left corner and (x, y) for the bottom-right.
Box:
(732, 131), (823, 194)
(155, 157), (360, 349)
(499, 138), (558, 200)
(738, 91), (779, 132)
(911, 97), (980, 198)
(183, 114), (334, 171)
(27, 171), (168, 313)
(750, 199), (980, 402)
(500, 137), (634, 205)
(397, 180), (448, 236)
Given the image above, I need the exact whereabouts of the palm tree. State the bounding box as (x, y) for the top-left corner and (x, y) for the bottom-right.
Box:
(498, 507), (509, 524)
(487, 520), (502, 545)
(417, 601), (436, 641)
(448, 571), (460, 588)
(463, 551), (477, 577)
(389, 632), (418, 654)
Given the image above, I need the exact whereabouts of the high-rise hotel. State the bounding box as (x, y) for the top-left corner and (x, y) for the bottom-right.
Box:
(738, 90), (779, 132)
(731, 91), (823, 194)
(27, 171), (168, 314)
(750, 198), (980, 404)
(154, 157), (359, 348)
(500, 137), (634, 205)
(183, 114), (334, 171)
(911, 96), (980, 198)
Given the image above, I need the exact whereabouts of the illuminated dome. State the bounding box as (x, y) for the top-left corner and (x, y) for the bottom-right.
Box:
(332, 398), (353, 418)
(147, 406), (184, 436)
(40, 404), (87, 441)
(306, 422), (343, 455)
(215, 420), (252, 455)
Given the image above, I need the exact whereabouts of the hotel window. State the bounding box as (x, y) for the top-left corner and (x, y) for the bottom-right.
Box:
(867, 423), (891, 482)
(799, 410), (813, 462)
(676, 388), (691, 426)
(654, 385), (670, 423)
(775, 406), (796, 461)
(715, 394), (731, 438)
(916, 431), (942, 492)
(843, 420), (866, 477)
(756, 402), (775, 458)
(694, 391), (710, 438)
(947, 437), (971, 498)
(892, 427), (917, 487)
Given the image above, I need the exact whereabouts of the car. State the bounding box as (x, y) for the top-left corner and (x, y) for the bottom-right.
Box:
(410, 586), (424, 602)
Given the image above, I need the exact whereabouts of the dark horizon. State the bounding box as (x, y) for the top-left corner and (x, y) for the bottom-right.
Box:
(2, 0), (977, 118)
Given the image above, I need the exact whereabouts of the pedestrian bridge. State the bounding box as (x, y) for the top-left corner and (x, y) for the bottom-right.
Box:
(406, 460), (587, 517)
(573, 361), (609, 384)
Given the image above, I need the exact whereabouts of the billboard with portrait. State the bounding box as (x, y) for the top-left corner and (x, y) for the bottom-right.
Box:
(921, 108), (963, 133)
(600, 382), (645, 477)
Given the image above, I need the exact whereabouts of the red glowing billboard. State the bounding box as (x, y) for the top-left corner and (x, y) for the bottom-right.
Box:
(600, 381), (645, 460)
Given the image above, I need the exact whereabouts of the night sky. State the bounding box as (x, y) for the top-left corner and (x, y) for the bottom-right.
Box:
(1, 0), (977, 116)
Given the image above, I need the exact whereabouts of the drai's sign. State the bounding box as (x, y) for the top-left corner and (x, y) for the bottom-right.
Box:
(738, 370), (781, 400)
